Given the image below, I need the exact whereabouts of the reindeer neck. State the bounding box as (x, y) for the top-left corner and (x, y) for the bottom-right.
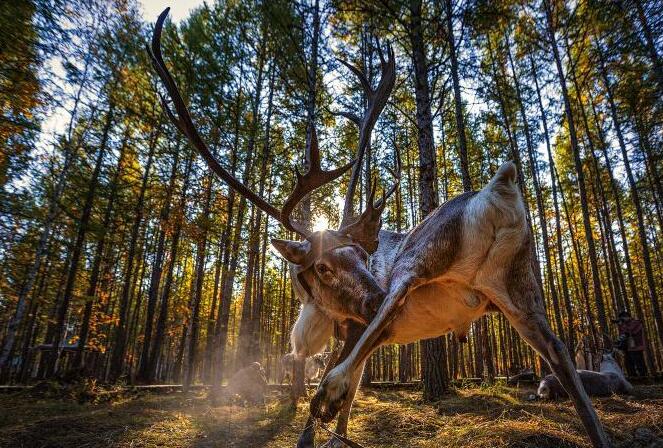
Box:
(370, 229), (407, 290)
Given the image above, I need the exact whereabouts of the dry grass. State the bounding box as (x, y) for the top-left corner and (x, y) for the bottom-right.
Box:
(1, 384), (662, 447)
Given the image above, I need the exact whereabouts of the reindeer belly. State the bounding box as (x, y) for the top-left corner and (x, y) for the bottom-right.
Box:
(385, 277), (490, 345)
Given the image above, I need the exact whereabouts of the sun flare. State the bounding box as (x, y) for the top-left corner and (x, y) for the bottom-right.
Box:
(312, 215), (329, 232)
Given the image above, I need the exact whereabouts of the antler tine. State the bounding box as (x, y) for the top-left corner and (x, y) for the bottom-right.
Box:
(329, 109), (361, 126)
(375, 149), (401, 211)
(374, 37), (394, 70)
(280, 127), (356, 235)
(338, 172), (400, 253)
(367, 180), (378, 210)
(148, 8), (315, 238)
(375, 36), (385, 66)
(375, 169), (400, 211)
(338, 143), (401, 253)
(337, 58), (372, 95)
(338, 37), (396, 226)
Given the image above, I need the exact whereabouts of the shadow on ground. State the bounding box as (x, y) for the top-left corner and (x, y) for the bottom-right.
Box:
(0, 384), (661, 447)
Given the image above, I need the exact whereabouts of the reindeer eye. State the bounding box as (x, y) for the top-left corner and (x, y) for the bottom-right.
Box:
(315, 263), (332, 275)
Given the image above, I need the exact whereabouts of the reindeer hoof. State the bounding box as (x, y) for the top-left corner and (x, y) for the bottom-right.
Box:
(296, 416), (316, 448)
(295, 430), (315, 448)
(310, 368), (350, 422)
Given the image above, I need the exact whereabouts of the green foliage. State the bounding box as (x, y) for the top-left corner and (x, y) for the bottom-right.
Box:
(0, 0), (662, 388)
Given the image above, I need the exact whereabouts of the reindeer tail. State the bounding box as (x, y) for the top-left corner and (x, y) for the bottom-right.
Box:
(491, 161), (517, 187)
(479, 161), (526, 229)
(483, 161), (520, 204)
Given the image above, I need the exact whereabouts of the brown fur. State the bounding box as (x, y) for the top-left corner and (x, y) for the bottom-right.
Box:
(299, 164), (610, 448)
(226, 362), (267, 405)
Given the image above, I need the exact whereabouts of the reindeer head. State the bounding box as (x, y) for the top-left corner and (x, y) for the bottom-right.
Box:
(148, 8), (396, 325)
(273, 230), (385, 324)
(269, 176), (398, 324)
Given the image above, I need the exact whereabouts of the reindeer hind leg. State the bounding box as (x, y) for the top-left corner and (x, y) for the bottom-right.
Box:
(496, 289), (612, 447)
(478, 222), (611, 447)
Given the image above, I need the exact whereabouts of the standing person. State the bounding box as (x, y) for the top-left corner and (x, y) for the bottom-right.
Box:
(616, 310), (647, 377)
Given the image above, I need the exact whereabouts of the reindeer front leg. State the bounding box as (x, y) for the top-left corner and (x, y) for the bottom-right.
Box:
(318, 359), (366, 448)
(311, 277), (413, 421)
(297, 324), (361, 448)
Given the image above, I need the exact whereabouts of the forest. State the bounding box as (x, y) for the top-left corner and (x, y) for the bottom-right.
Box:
(0, 0), (662, 447)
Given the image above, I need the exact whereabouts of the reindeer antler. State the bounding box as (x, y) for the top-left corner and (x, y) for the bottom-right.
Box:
(331, 37), (397, 252)
(281, 127), (355, 233)
(334, 37), (396, 228)
(339, 149), (401, 253)
(148, 8), (353, 238)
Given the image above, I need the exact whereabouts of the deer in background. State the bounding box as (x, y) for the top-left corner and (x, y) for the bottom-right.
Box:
(148, 9), (610, 448)
(279, 353), (327, 386)
(225, 362), (268, 405)
(538, 350), (633, 399)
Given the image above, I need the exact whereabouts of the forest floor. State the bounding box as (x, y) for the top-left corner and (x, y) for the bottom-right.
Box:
(1, 383), (662, 448)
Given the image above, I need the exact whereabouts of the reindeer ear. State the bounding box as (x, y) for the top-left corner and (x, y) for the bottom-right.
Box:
(271, 239), (308, 265)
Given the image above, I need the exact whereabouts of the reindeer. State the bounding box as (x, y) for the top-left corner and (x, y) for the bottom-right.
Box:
(148, 9), (610, 447)
(226, 361), (268, 405)
(279, 353), (327, 386)
(538, 350), (633, 399)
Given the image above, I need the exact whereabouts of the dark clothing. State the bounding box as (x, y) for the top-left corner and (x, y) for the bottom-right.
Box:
(618, 319), (645, 351)
(625, 350), (647, 377)
(618, 318), (647, 377)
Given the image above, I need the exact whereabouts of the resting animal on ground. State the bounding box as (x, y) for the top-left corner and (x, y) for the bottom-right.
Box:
(538, 351), (633, 400)
(148, 10), (610, 448)
(279, 353), (327, 385)
(225, 362), (268, 405)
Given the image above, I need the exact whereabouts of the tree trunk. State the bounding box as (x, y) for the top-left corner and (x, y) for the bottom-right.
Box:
(211, 72), (257, 400)
(109, 129), (158, 381)
(0, 142), (76, 375)
(137, 150), (179, 382)
(235, 42), (267, 366)
(409, 0), (447, 400)
(183, 178), (213, 391)
(507, 41), (564, 343)
(146, 151), (194, 382)
(46, 108), (114, 377)
(596, 51), (663, 349)
(126, 222), (152, 381)
(203, 241), (224, 383)
(545, 0), (608, 335)
(0, 52), (94, 375)
(565, 42), (610, 335)
(631, 0), (663, 91)
(530, 55), (574, 352)
(445, 0), (471, 191)
(18, 243), (55, 382)
(556, 165), (598, 352)
(74, 130), (129, 370)
(249, 65), (276, 363)
(587, 58), (642, 318)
